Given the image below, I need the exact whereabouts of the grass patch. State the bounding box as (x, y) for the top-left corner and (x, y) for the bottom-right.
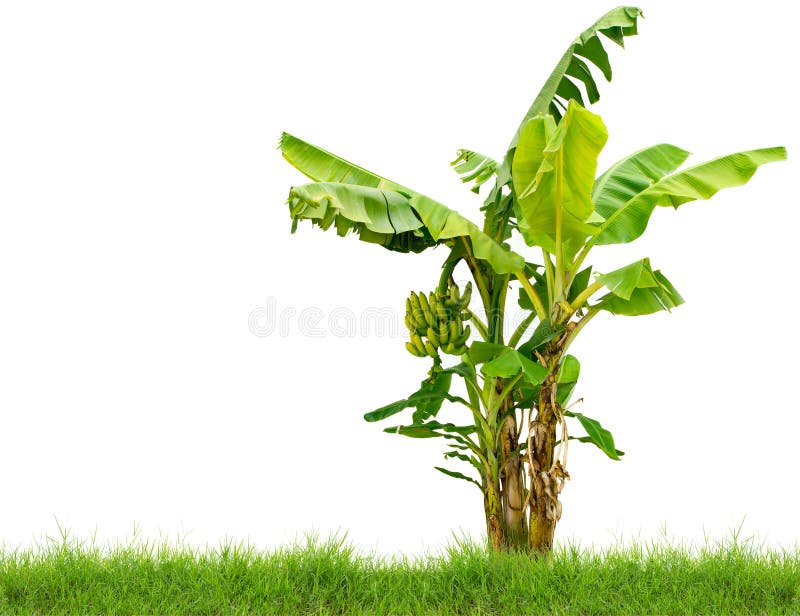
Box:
(0, 531), (798, 615)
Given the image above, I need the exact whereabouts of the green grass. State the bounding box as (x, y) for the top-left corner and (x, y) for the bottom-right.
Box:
(1, 531), (798, 615)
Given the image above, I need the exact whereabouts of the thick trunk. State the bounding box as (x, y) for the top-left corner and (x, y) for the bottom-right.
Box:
(483, 379), (528, 551)
(483, 481), (505, 551)
(499, 416), (528, 548)
(483, 353), (567, 554)
(527, 371), (565, 552)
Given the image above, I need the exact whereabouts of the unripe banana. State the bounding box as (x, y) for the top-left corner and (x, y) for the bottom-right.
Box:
(418, 292), (434, 325)
(459, 282), (472, 309)
(433, 294), (448, 321)
(411, 310), (427, 333)
(409, 293), (423, 325)
(407, 284), (472, 358)
(426, 326), (440, 349)
(424, 341), (439, 358)
(410, 331), (427, 356)
(448, 319), (460, 343)
(453, 324), (471, 346)
(405, 341), (424, 357)
(438, 320), (450, 344)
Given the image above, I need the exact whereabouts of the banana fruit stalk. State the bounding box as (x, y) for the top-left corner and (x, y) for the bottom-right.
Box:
(403, 282), (472, 358)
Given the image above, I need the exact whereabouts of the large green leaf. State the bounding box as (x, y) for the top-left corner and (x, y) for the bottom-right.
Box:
(594, 147), (787, 245)
(450, 149), (498, 194)
(513, 102), (608, 260)
(282, 133), (525, 273)
(507, 6), (643, 149)
(510, 115), (554, 215)
(565, 411), (623, 460)
(486, 7), (642, 240)
(596, 258), (684, 316)
(592, 144), (691, 228)
(481, 349), (549, 386)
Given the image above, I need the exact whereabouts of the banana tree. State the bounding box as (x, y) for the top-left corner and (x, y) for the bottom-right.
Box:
(277, 7), (786, 552)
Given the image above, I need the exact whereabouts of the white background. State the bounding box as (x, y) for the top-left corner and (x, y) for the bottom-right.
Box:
(1, 1), (798, 555)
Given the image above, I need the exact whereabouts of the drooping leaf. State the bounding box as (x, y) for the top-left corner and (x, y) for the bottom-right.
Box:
(451, 149), (498, 194)
(569, 435), (625, 458)
(384, 424), (441, 438)
(288, 182), (433, 253)
(282, 133), (525, 274)
(413, 371), (453, 423)
(384, 421), (476, 439)
(513, 102), (608, 261)
(594, 147), (787, 245)
(481, 349), (549, 386)
(364, 398), (415, 423)
(441, 362), (476, 380)
(444, 449), (480, 466)
(444, 450), (486, 476)
(596, 258), (655, 300)
(363, 393), (451, 423)
(280, 132), (403, 189)
(596, 259), (684, 316)
(364, 371), (453, 423)
(565, 411), (622, 460)
(434, 466), (482, 488)
(599, 275), (684, 315)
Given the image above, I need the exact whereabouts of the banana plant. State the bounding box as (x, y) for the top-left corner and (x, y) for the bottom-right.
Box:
(277, 7), (786, 552)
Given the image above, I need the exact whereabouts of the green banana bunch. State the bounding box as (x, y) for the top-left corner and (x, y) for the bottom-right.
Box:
(404, 282), (473, 358)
